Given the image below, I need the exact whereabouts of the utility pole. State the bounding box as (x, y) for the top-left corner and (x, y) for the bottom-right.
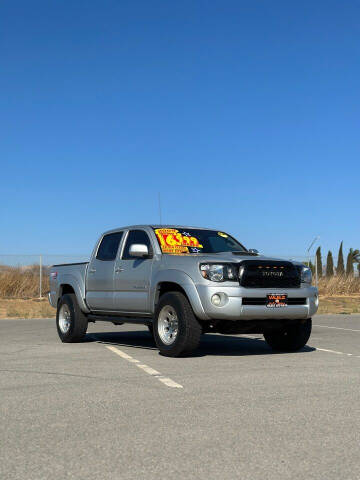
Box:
(39, 255), (42, 299)
(306, 236), (320, 268)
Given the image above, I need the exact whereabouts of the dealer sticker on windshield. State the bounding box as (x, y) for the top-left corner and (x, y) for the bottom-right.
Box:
(155, 228), (203, 254)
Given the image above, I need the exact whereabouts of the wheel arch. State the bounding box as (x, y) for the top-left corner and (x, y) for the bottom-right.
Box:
(59, 284), (75, 297)
(56, 275), (90, 314)
(151, 270), (209, 320)
(156, 282), (188, 304)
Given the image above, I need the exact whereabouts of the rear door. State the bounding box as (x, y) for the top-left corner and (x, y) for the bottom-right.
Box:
(113, 229), (154, 313)
(86, 231), (124, 311)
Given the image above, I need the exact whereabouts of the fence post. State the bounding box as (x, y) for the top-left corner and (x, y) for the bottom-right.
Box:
(39, 255), (42, 299)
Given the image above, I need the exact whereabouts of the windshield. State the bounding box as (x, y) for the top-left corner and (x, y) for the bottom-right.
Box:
(153, 228), (247, 254)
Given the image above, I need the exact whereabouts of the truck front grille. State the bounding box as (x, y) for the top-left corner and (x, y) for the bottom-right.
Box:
(239, 260), (301, 289)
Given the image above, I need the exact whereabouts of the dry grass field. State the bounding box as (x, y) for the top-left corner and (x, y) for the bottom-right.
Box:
(0, 265), (359, 318)
(316, 276), (360, 314)
(317, 275), (360, 296)
(0, 264), (49, 298)
(0, 298), (55, 319)
(0, 265), (53, 318)
(318, 296), (360, 314)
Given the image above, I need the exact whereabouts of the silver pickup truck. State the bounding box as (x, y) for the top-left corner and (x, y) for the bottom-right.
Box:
(49, 225), (318, 357)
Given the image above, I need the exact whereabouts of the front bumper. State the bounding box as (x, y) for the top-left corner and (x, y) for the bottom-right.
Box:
(195, 284), (318, 321)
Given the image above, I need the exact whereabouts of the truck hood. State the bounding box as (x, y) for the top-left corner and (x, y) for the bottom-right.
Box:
(198, 252), (302, 266)
(162, 252), (302, 267)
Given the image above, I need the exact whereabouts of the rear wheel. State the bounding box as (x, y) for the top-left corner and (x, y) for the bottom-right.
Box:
(153, 292), (201, 357)
(56, 293), (88, 343)
(264, 319), (312, 352)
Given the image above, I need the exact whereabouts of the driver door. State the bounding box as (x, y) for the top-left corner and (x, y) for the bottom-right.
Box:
(113, 229), (154, 313)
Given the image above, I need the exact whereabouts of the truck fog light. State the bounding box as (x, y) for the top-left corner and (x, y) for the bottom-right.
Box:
(211, 294), (222, 306)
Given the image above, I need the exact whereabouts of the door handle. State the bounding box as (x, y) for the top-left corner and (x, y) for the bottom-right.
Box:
(115, 268), (124, 273)
(89, 268), (96, 273)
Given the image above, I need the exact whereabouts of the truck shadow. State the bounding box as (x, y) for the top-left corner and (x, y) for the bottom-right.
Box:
(195, 334), (315, 357)
(86, 330), (315, 357)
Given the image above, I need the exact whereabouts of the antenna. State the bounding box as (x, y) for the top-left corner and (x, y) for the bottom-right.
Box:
(158, 192), (162, 225)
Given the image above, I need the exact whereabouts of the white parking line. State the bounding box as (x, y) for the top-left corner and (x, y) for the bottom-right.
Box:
(106, 345), (134, 359)
(104, 344), (183, 389)
(242, 334), (360, 358)
(315, 347), (360, 358)
(314, 325), (360, 332)
(315, 347), (345, 355)
(136, 364), (161, 376)
(159, 377), (185, 388)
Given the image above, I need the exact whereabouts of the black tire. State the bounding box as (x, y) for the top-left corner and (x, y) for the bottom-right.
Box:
(153, 292), (202, 357)
(56, 293), (88, 343)
(264, 319), (312, 352)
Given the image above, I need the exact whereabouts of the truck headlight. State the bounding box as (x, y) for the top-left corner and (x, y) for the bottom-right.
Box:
(301, 266), (312, 285)
(200, 264), (237, 282)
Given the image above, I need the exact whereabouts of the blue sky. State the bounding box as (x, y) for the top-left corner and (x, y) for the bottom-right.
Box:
(1, 0), (359, 259)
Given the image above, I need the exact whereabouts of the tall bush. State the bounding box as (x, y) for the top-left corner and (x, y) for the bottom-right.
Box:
(336, 241), (345, 276)
(326, 251), (334, 277)
(316, 246), (323, 278)
(346, 249), (354, 277)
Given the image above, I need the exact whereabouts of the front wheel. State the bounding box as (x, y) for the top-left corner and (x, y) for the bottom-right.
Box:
(153, 292), (202, 357)
(264, 319), (312, 352)
(56, 293), (88, 343)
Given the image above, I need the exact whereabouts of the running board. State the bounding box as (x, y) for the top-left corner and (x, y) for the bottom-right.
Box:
(87, 314), (153, 326)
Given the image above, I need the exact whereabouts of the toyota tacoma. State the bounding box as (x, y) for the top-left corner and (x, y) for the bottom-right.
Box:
(48, 225), (318, 356)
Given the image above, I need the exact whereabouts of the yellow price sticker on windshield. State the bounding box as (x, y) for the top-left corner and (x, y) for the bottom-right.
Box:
(155, 229), (203, 254)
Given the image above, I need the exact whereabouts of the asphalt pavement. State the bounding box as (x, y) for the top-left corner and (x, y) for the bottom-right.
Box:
(1, 314), (360, 480)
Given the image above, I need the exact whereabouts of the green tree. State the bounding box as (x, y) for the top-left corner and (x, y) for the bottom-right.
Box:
(316, 246), (322, 278)
(354, 250), (360, 264)
(353, 250), (360, 277)
(309, 260), (315, 275)
(345, 249), (360, 277)
(336, 241), (345, 276)
(346, 251), (354, 277)
(326, 251), (334, 277)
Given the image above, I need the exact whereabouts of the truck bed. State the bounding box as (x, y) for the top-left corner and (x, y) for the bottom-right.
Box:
(48, 262), (89, 309)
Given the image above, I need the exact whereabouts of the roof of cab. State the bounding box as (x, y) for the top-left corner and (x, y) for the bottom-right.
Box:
(102, 225), (213, 235)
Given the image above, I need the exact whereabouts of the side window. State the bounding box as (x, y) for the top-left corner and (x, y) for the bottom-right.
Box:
(122, 230), (152, 260)
(96, 232), (123, 261)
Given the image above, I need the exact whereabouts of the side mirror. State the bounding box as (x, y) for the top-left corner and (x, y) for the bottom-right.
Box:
(248, 249), (259, 255)
(129, 244), (149, 258)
